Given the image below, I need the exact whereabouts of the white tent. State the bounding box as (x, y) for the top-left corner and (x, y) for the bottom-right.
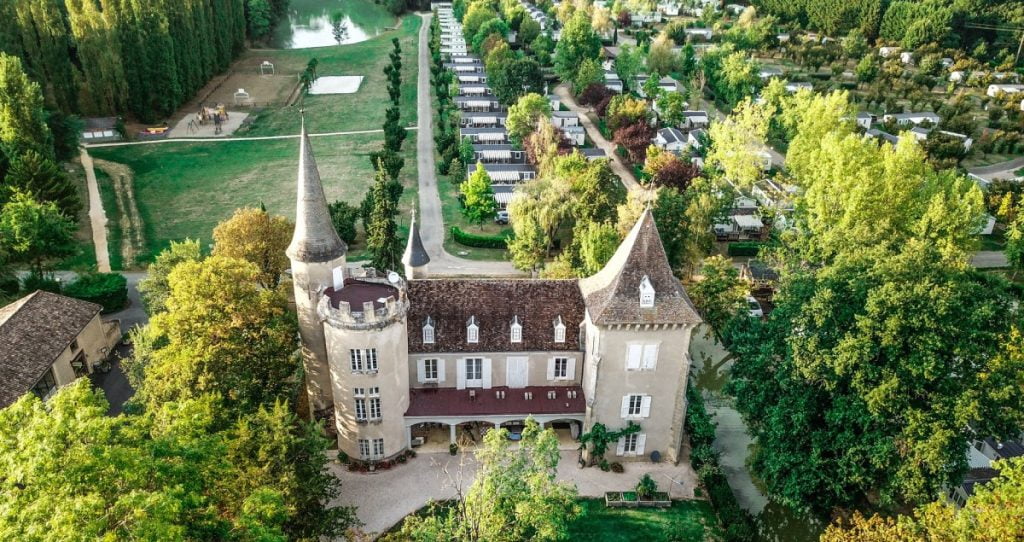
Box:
(480, 150), (511, 160)
(732, 215), (764, 231)
(488, 171), (522, 182)
(476, 132), (506, 143)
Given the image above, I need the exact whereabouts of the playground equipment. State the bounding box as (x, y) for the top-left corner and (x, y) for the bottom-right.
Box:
(194, 103), (229, 134)
(233, 88), (253, 106)
(260, 60), (275, 75)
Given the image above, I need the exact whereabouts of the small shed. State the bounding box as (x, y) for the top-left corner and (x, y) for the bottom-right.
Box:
(81, 117), (121, 143)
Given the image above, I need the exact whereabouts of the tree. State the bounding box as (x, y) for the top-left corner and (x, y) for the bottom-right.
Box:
(0, 53), (51, 156)
(461, 163), (497, 227)
(578, 83), (614, 108)
(689, 255), (748, 333)
(328, 200), (360, 246)
(1005, 202), (1024, 279)
(463, 3), (499, 45)
(392, 418), (580, 541)
(366, 165), (402, 273)
(506, 93), (552, 144)
(554, 12), (602, 84)
(606, 95), (649, 132)
(489, 57), (544, 106)
(0, 191), (76, 276)
(822, 460), (1024, 540)
(614, 43), (645, 92)
(644, 146), (699, 190)
(2, 150), (80, 217)
(212, 207), (294, 289)
(591, 5), (613, 37)
(131, 256), (299, 414)
(137, 239), (204, 315)
(246, 0), (273, 39)
(646, 33), (679, 75)
(472, 18), (509, 54)
(577, 221), (619, 275)
(572, 57), (605, 95)
(655, 91), (688, 127)
(613, 123), (656, 163)
(706, 100), (771, 187)
(856, 54), (879, 85)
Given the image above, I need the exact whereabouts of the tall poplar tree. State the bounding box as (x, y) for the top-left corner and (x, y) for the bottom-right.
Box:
(366, 164), (402, 273)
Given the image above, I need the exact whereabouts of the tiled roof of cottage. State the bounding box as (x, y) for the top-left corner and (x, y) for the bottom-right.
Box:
(0, 291), (101, 407)
(406, 280), (584, 353)
(579, 209), (701, 326)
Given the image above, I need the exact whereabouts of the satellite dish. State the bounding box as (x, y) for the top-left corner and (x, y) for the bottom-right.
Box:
(387, 271), (401, 284)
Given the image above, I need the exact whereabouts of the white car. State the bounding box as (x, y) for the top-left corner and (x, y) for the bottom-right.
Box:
(746, 296), (763, 318)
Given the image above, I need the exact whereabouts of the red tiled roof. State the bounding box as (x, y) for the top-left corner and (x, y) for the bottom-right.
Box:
(406, 386), (586, 417)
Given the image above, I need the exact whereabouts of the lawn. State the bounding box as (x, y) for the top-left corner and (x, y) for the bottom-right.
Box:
(567, 498), (721, 542)
(90, 134), (416, 267)
(57, 161), (99, 271)
(241, 15), (421, 137)
(438, 169), (511, 261)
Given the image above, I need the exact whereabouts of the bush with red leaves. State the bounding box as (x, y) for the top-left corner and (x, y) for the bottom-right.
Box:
(613, 122), (655, 163)
(579, 83), (614, 107)
(652, 158), (700, 191)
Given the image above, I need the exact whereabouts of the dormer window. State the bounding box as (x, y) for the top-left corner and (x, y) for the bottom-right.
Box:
(423, 316), (435, 344)
(510, 316), (522, 343)
(467, 316), (479, 344)
(553, 316), (566, 343)
(639, 275), (655, 308)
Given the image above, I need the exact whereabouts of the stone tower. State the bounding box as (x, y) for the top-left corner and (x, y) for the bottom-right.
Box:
(578, 209), (702, 464)
(286, 118), (348, 416)
(402, 211), (430, 279)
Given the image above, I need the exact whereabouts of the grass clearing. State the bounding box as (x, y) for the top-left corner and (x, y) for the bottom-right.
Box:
(438, 167), (511, 262)
(241, 15), (421, 136)
(58, 161), (99, 271)
(90, 134), (416, 266)
(567, 498), (721, 541)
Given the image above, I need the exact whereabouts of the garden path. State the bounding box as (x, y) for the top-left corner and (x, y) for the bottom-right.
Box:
(80, 148), (111, 273)
(553, 83), (640, 191)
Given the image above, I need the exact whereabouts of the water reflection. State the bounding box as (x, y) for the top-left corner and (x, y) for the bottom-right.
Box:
(689, 325), (824, 541)
(269, 0), (387, 49)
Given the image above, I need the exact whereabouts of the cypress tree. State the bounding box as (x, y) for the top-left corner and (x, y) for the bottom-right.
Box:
(366, 162), (402, 273)
(2, 149), (81, 216)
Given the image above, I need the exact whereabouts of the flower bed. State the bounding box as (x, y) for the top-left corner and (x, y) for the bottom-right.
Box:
(605, 491), (671, 508)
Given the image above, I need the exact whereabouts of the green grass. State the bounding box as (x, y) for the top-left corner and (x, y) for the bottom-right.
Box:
(90, 135), (416, 267)
(979, 228), (1006, 251)
(567, 499), (721, 541)
(94, 169), (125, 271)
(963, 153), (1020, 169)
(437, 166), (511, 261)
(57, 162), (99, 271)
(242, 15), (421, 137)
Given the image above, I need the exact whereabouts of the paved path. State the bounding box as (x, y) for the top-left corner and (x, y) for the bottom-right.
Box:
(553, 84), (640, 191)
(415, 13), (522, 277)
(967, 157), (1024, 182)
(84, 128), (414, 148)
(330, 449), (698, 536)
(971, 250), (1008, 269)
(80, 148), (111, 272)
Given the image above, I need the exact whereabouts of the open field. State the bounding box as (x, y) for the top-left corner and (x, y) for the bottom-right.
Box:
(90, 134), (416, 267)
(240, 15), (421, 136)
(567, 499), (721, 541)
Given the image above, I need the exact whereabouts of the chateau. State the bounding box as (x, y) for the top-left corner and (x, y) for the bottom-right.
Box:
(287, 125), (701, 464)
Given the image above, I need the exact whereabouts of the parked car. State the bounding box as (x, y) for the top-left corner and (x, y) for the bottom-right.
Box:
(495, 210), (509, 224)
(746, 295), (763, 318)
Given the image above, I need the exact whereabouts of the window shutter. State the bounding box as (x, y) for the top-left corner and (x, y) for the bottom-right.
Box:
(620, 395), (630, 418)
(547, 358), (556, 380)
(642, 344), (659, 370)
(482, 358), (492, 389)
(457, 359), (466, 390)
(640, 395), (652, 418)
(566, 358), (576, 380)
(626, 344), (642, 370)
(636, 434), (647, 456)
(438, 359), (446, 383)
(616, 437), (626, 456)
(417, 359), (426, 383)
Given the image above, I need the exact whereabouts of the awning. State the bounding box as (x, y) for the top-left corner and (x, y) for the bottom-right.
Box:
(471, 116), (497, 125)
(489, 171), (522, 182)
(493, 190), (516, 205)
(732, 215), (764, 229)
(464, 87), (488, 95)
(466, 100), (491, 107)
(481, 150), (511, 160)
(476, 132), (506, 142)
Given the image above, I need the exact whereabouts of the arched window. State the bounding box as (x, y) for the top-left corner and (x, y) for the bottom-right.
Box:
(467, 316), (479, 344)
(511, 316), (522, 343)
(423, 316), (435, 344)
(553, 315), (566, 343)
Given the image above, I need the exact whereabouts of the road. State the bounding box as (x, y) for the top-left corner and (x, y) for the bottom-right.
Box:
(80, 148), (111, 272)
(553, 83), (640, 191)
(414, 13), (523, 277)
(971, 251), (1009, 269)
(967, 157), (1024, 183)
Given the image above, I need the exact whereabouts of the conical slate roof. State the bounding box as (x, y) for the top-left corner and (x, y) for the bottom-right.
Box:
(578, 208), (701, 325)
(286, 118), (347, 263)
(402, 210), (430, 268)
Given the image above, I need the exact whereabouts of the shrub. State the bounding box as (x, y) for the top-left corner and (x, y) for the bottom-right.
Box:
(63, 273), (128, 313)
(636, 473), (658, 498)
(21, 274), (61, 295)
(610, 461), (624, 473)
(0, 275), (19, 296)
(726, 241), (767, 257)
(397, 454), (407, 463)
(599, 459), (610, 472)
(337, 451), (350, 464)
(451, 226), (511, 249)
(449, 443), (459, 455)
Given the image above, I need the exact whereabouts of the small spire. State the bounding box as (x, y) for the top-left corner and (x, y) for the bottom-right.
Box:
(402, 210), (430, 268)
(286, 114), (347, 263)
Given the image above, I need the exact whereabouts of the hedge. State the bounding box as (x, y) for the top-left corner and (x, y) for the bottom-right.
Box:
(685, 382), (759, 542)
(63, 273), (128, 313)
(451, 227), (511, 249)
(726, 241), (768, 257)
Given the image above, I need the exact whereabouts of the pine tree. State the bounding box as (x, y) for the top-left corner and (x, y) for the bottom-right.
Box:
(3, 149), (81, 216)
(366, 163), (402, 273)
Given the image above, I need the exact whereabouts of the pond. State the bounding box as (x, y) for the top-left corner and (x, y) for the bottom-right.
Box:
(268, 0), (396, 49)
(690, 326), (826, 542)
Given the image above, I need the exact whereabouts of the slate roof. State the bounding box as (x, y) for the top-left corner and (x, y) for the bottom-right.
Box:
(0, 291), (101, 407)
(286, 119), (347, 263)
(402, 211), (430, 268)
(406, 280), (584, 353)
(658, 128), (686, 144)
(579, 209), (701, 326)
